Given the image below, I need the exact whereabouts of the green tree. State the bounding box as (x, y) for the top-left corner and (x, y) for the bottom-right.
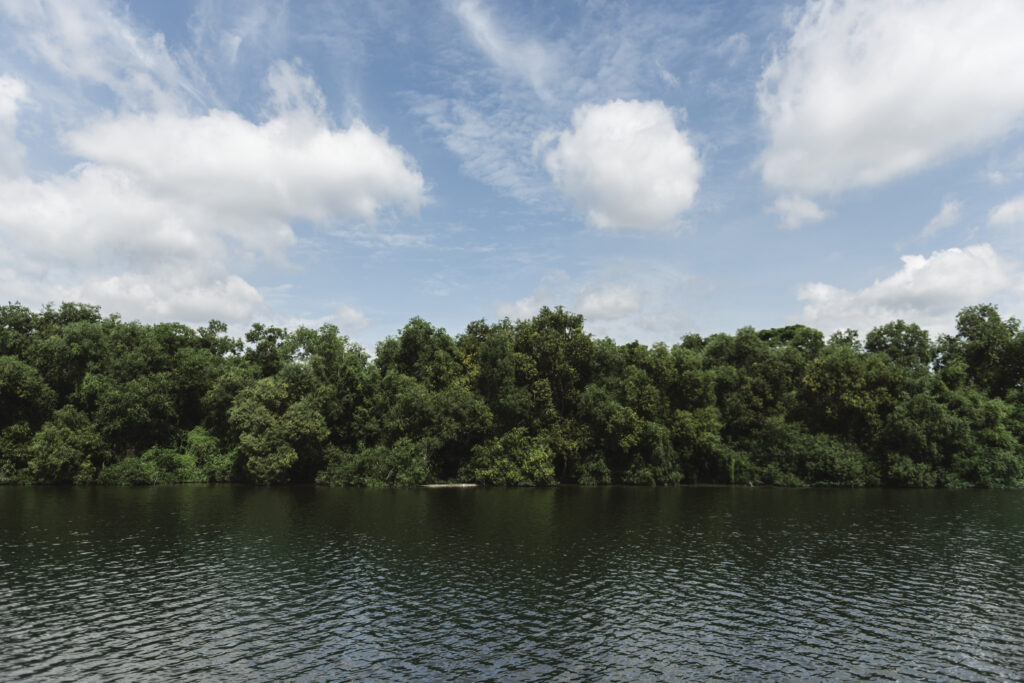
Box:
(228, 376), (329, 483)
(28, 406), (105, 484)
(460, 427), (556, 486)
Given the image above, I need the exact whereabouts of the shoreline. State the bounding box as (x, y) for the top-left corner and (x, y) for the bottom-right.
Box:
(420, 483), (479, 488)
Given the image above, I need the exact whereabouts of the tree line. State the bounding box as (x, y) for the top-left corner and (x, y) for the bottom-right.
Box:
(1, 301), (1022, 487)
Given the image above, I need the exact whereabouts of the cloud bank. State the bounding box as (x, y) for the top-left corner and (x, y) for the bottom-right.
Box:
(797, 244), (1024, 334)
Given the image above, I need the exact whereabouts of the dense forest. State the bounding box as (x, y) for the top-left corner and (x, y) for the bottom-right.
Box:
(1, 301), (1022, 488)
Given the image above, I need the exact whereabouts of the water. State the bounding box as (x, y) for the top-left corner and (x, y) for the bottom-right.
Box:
(1, 486), (1022, 680)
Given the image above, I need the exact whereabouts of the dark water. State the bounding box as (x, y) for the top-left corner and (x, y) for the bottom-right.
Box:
(1, 487), (1023, 680)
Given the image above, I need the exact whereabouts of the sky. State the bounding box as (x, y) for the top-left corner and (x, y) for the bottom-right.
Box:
(2, 0), (1024, 350)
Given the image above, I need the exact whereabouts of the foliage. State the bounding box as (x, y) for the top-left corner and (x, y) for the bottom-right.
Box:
(27, 406), (105, 484)
(1, 301), (1022, 488)
(460, 427), (556, 486)
(317, 439), (432, 487)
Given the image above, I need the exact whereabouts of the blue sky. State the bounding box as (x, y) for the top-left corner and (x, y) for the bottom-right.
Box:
(2, 0), (1024, 350)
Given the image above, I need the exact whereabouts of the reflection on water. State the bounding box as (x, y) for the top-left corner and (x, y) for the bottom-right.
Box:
(2, 486), (1022, 679)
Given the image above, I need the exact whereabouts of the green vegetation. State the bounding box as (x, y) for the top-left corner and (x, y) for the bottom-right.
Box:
(1, 301), (1023, 487)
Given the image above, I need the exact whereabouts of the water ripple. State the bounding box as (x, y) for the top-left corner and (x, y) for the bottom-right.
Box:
(1, 487), (1023, 680)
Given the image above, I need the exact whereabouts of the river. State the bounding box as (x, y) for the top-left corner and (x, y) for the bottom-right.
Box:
(2, 486), (1022, 679)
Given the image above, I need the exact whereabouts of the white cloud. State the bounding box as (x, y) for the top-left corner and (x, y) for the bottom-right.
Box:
(0, 164), (237, 263)
(0, 59), (426, 324)
(0, 74), (28, 176)
(268, 301), (370, 338)
(759, 0), (1024, 195)
(0, 165), (268, 323)
(79, 269), (263, 323)
(921, 198), (962, 237)
(66, 108), (425, 232)
(0, 74), (26, 121)
(334, 303), (370, 333)
(770, 194), (826, 229)
(0, 251), (264, 325)
(451, 0), (556, 97)
(416, 3), (706, 211)
(0, 0), (206, 111)
(496, 289), (553, 321)
(576, 283), (641, 320)
(541, 100), (702, 230)
(8, 73), (424, 248)
(496, 266), (697, 343)
(797, 244), (1024, 334)
(989, 194), (1024, 226)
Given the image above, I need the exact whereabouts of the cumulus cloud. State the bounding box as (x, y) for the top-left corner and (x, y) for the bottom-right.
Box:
(0, 58), (426, 324)
(989, 194), (1024, 226)
(0, 74), (28, 176)
(0, 162), (271, 323)
(759, 0), (1024, 195)
(540, 100), (702, 230)
(797, 244), (1024, 334)
(921, 199), (962, 237)
(770, 195), (827, 229)
(0, 164), (239, 263)
(66, 109), (425, 232)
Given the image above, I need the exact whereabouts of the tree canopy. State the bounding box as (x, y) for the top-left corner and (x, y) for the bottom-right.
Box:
(2, 301), (1022, 488)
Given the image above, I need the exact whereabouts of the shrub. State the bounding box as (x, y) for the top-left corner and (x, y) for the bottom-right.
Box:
(460, 428), (555, 486)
